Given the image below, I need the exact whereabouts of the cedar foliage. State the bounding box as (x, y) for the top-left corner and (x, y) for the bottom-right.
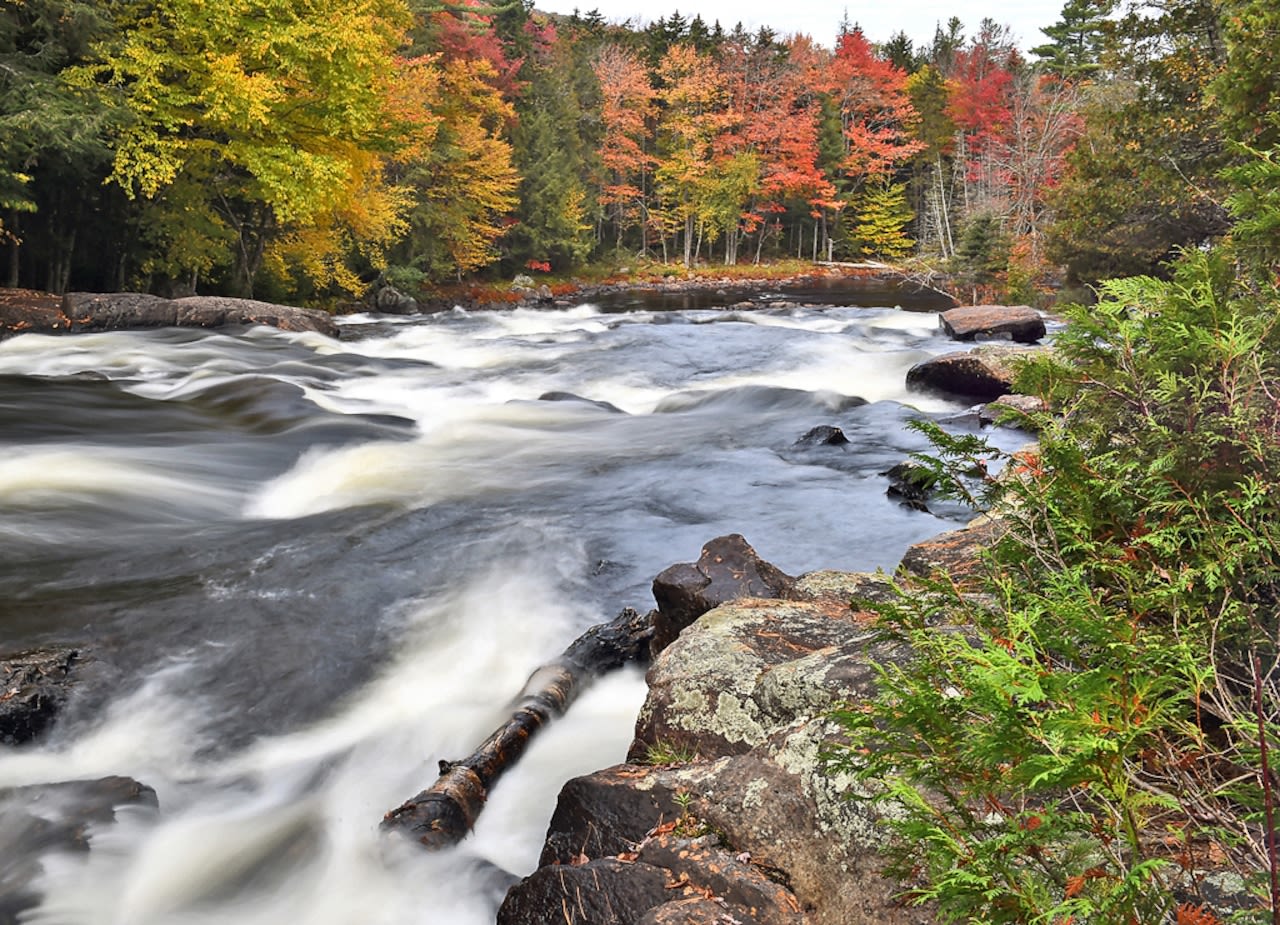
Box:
(829, 248), (1280, 921)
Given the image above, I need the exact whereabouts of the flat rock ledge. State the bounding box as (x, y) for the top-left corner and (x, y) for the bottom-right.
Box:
(0, 289), (337, 339)
(939, 305), (1046, 344)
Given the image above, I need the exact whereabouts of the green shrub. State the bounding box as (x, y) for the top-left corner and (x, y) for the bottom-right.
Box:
(829, 249), (1280, 923)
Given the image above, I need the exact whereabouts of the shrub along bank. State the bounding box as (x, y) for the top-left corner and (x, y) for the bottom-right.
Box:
(830, 248), (1280, 922)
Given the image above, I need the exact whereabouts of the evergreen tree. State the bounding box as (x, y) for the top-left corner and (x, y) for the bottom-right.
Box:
(1031, 0), (1115, 77)
(508, 39), (593, 270)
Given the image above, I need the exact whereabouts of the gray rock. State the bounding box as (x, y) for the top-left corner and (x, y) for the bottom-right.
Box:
(795, 425), (849, 446)
(906, 345), (1043, 399)
(940, 305), (1045, 343)
(374, 285), (419, 315)
(533, 591), (929, 925)
(171, 296), (338, 336)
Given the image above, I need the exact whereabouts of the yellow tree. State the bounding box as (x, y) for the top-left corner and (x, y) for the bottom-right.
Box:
(79, 0), (414, 296)
(653, 44), (729, 266)
(391, 55), (519, 280)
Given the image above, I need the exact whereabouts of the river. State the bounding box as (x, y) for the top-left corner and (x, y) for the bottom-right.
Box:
(0, 288), (1007, 924)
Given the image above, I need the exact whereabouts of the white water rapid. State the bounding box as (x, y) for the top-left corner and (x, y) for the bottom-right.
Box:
(0, 295), (1011, 924)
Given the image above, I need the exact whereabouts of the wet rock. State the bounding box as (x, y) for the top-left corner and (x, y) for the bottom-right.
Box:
(539, 765), (688, 866)
(795, 425), (849, 446)
(497, 855), (672, 925)
(649, 535), (794, 657)
(883, 460), (937, 510)
(0, 776), (158, 923)
(528, 590), (928, 925)
(502, 833), (806, 925)
(905, 345), (1043, 399)
(0, 647), (81, 746)
(940, 305), (1046, 343)
(898, 515), (1005, 587)
(374, 285), (419, 315)
(537, 391), (626, 414)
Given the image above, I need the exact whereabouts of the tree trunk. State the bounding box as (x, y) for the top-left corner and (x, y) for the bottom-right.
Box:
(4, 211), (19, 289)
(381, 607), (654, 850)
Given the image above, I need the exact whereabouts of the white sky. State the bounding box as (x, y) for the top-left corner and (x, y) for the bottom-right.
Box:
(536, 0), (1066, 51)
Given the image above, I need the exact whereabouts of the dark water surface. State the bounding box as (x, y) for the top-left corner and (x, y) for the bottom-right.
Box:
(0, 294), (1010, 924)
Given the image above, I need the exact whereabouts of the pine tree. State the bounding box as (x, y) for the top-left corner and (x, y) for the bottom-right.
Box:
(1031, 0), (1115, 77)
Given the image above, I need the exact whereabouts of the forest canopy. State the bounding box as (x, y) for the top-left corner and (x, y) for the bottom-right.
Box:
(0, 0), (1272, 301)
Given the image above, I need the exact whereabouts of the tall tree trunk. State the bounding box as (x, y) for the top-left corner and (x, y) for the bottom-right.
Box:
(683, 214), (694, 267)
(4, 212), (19, 289)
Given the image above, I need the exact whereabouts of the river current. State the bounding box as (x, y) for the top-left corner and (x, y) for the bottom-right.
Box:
(0, 291), (1006, 923)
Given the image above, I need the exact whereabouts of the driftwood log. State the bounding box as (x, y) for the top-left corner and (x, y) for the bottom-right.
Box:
(382, 607), (654, 849)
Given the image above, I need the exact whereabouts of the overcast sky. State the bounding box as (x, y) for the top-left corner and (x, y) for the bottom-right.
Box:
(536, 0), (1067, 50)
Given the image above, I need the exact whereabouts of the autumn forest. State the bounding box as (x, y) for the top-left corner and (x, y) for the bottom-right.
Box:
(1, 0), (1275, 304)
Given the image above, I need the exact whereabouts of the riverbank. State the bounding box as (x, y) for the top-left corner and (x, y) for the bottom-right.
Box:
(387, 261), (956, 315)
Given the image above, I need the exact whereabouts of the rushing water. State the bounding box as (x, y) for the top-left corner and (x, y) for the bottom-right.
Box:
(0, 291), (1015, 924)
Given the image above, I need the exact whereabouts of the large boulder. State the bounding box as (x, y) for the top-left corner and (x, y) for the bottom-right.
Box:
(649, 535), (794, 657)
(940, 305), (1045, 344)
(514, 580), (929, 925)
(0, 647), (82, 746)
(905, 345), (1043, 399)
(374, 285), (419, 315)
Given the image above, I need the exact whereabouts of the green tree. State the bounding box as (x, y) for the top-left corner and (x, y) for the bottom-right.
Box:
(1046, 0), (1231, 285)
(1031, 0), (1116, 77)
(508, 48), (593, 271)
(832, 250), (1280, 921)
(1, 0), (116, 291)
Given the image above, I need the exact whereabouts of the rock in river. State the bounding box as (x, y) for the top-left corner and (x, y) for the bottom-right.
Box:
(940, 305), (1046, 343)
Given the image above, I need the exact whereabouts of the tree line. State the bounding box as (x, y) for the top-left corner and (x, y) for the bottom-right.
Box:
(1, 0), (1272, 302)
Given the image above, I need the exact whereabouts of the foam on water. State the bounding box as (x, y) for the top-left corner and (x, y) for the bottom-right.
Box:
(0, 295), (990, 923)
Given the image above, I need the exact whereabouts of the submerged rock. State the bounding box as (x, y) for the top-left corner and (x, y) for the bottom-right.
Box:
(0, 776), (158, 923)
(795, 425), (849, 446)
(940, 305), (1046, 343)
(883, 459), (937, 511)
(649, 534), (794, 657)
(537, 391), (626, 414)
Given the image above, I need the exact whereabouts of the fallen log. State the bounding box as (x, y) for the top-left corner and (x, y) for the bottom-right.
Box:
(381, 606), (654, 849)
